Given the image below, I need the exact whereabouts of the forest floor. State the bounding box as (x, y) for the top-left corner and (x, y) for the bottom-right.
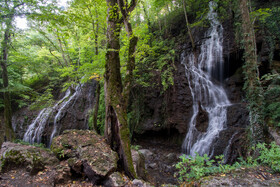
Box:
(134, 138), (280, 187)
(135, 139), (181, 186)
(197, 166), (280, 186)
(1, 158), (280, 187)
(0, 167), (93, 187)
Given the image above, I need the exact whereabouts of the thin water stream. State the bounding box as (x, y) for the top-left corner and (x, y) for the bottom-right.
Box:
(23, 85), (83, 146)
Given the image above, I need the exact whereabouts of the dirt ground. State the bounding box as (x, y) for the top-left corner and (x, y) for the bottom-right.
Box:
(0, 167), (92, 187)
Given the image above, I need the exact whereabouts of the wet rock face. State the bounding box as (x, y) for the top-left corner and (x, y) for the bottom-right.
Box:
(57, 81), (96, 132)
(210, 103), (249, 162)
(12, 80), (96, 145)
(51, 130), (118, 184)
(134, 63), (193, 136)
(12, 109), (38, 139)
(165, 63), (194, 134)
(0, 142), (59, 174)
(196, 103), (209, 132)
(132, 19), (250, 159)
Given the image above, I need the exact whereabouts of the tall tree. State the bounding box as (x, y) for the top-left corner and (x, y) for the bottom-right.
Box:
(0, 0), (24, 143)
(239, 0), (265, 143)
(105, 0), (137, 178)
(0, 0), (57, 145)
(182, 0), (195, 51)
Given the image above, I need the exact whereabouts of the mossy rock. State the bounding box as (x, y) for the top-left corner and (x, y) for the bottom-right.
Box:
(51, 130), (118, 180)
(0, 142), (59, 175)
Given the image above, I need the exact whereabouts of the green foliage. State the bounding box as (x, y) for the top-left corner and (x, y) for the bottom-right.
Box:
(175, 153), (239, 183)
(255, 142), (280, 172)
(250, 8), (271, 22)
(29, 88), (55, 110)
(175, 142), (280, 183)
(131, 145), (142, 151)
(135, 38), (175, 91)
(14, 139), (46, 149)
(262, 73), (280, 127)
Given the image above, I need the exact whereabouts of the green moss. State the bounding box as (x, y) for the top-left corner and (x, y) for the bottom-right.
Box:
(0, 150), (25, 172)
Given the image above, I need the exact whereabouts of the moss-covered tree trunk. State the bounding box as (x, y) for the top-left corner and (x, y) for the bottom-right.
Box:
(239, 0), (265, 143)
(1, 17), (15, 143)
(117, 0), (138, 108)
(93, 82), (100, 134)
(105, 0), (136, 179)
(182, 0), (195, 51)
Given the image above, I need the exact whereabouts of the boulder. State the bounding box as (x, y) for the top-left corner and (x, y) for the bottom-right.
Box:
(196, 103), (209, 132)
(12, 80), (97, 146)
(138, 149), (153, 161)
(130, 179), (153, 187)
(0, 142), (58, 175)
(103, 172), (127, 187)
(51, 130), (118, 184)
(132, 150), (147, 180)
(54, 161), (72, 184)
(165, 153), (178, 164)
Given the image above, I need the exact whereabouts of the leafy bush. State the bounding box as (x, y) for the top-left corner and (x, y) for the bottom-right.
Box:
(256, 142), (280, 172)
(175, 153), (238, 182)
(175, 142), (280, 183)
(262, 73), (280, 127)
(29, 88), (55, 110)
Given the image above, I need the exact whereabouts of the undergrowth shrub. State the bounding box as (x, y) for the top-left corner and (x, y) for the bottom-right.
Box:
(175, 153), (239, 182)
(256, 142), (280, 172)
(175, 142), (280, 183)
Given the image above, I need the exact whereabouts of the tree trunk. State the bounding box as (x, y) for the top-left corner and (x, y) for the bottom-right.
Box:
(105, 0), (136, 179)
(239, 0), (265, 143)
(95, 7), (99, 56)
(182, 0), (195, 50)
(1, 18), (15, 142)
(93, 82), (100, 134)
(117, 0), (138, 108)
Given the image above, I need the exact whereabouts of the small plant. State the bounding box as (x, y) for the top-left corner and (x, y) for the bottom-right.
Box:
(14, 139), (46, 149)
(175, 153), (239, 183)
(131, 145), (142, 151)
(175, 143), (280, 183)
(256, 142), (280, 172)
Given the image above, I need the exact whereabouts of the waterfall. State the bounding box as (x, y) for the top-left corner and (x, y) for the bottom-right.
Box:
(223, 132), (238, 163)
(23, 108), (53, 144)
(23, 86), (78, 146)
(49, 84), (82, 146)
(181, 1), (231, 157)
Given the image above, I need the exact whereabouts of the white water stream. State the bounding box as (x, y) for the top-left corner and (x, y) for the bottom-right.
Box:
(49, 85), (82, 146)
(181, 1), (231, 157)
(23, 85), (83, 146)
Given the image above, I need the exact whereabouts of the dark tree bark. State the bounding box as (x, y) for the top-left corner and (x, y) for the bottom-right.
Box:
(87, 4), (101, 134)
(239, 0), (265, 143)
(105, 0), (136, 179)
(182, 0), (195, 50)
(1, 17), (15, 143)
(93, 82), (100, 134)
(117, 0), (138, 108)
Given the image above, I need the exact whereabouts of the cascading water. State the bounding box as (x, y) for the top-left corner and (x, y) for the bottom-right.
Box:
(23, 107), (53, 144)
(23, 85), (85, 146)
(23, 88), (71, 144)
(49, 84), (82, 146)
(181, 1), (231, 157)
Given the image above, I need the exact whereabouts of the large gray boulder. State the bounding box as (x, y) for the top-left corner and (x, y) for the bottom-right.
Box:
(0, 142), (58, 175)
(51, 130), (118, 184)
